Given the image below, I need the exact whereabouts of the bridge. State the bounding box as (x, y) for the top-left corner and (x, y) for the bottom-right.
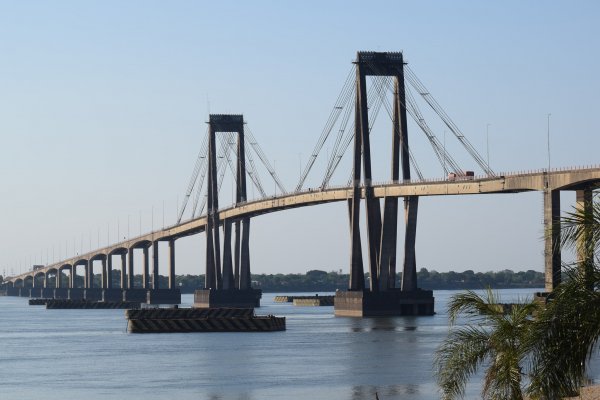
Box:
(3, 51), (599, 316)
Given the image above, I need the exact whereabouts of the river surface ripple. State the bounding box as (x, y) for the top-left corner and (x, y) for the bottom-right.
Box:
(1, 289), (598, 399)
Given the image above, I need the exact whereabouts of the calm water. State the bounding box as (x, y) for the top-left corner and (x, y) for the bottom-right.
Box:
(0, 289), (597, 400)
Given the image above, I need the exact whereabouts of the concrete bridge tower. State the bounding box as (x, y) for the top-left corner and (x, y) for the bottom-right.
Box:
(335, 51), (434, 316)
(194, 114), (262, 308)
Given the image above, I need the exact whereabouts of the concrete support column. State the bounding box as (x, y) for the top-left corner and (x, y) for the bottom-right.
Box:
(378, 197), (398, 291)
(142, 247), (149, 289)
(83, 263), (88, 289)
(87, 261), (93, 289)
(401, 196), (419, 292)
(102, 258), (108, 289)
(239, 218), (251, 290)
(44, 273), (49, 288)
(544, 189), (561, 291)
(236, 118), (251, 291)
(128, 250), (134, 289)
(106, 256), (113, 289)
(168, 240), (176, 290)
(349, 77), (365, 291)
(205, 119), (222, 290)
(56, 271), (61, 289)
(69, 266), (75, 289)
(222, 222), (234, 290)
(234, 221), (241, 287)
(120, 253), (126, 289)
(152, 241), (159, 290)
(576, 187), (594, 285)
(357, 68), (383, 292)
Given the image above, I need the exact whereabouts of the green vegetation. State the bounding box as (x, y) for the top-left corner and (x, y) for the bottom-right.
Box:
(251, 268), (544, 292)
(435, 289), (538, 399)
(0, 268), (545, 292)
(435, 195), (600, 399)
(416, 268), (543, 290)
(526, 198), (600, 399)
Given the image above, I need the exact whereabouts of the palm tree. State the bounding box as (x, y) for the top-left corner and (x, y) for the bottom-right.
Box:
(434, 289), (538, 400)
(527, 196), (600, 399)
(526, 266), (600, 398)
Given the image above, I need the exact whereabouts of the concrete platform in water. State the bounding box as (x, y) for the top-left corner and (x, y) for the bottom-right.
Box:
(44, 299), (141, 309)
(274, 295), (334, 306)
(293, 297), (334, 306)
(334, 289), (435, 317)
(273, 295), (334, 306)
(193, 289), (262, 308)
(126, 307), (285, 333)
(29, 298), (51, 306)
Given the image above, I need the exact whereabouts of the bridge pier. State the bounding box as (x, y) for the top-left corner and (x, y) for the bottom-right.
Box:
(128, 250), (135, 289)
(152, 241), (159, 289)
(84, 288), (103, 301)
(335, 51), (433, 317)
(576, 187), (595, 285)
(143, 246), (150, 289)
(102, 289), (123, 302)
(85, 261), (91, 288)
(544, 189), (561, 292)
(106, 255), (113, 289)
(54, 288), (70, 299)
(100, 258), (107, 288)
(120, 253), (127, 289)
(68, 288), (85, 300)
(123, 288), (147, 302)
(195, 114), (261, 309)
(168, 240), (175, 289)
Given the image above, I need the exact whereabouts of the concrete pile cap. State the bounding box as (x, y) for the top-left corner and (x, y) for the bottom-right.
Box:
(127, 314), (286, 333)
(126, 307), (255, 320)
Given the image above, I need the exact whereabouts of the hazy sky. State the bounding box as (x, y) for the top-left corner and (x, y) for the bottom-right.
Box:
(1, 1), (599, 278)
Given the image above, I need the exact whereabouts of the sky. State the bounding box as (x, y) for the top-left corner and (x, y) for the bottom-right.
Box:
(1, 1), (599, 278)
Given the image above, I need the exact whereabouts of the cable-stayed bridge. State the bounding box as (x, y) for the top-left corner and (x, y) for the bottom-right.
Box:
(4, 52), (599, 316)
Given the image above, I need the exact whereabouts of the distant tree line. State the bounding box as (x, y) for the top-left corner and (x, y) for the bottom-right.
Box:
(1, 268), (544, 293)
(250, 268), (544, 292)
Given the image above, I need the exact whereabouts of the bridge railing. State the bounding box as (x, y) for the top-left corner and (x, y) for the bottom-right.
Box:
(9, 165), (600, 281)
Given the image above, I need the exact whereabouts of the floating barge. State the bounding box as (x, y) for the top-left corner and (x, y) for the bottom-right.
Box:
(126, 307), (286, 333)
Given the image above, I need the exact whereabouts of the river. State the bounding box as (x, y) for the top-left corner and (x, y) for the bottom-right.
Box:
(0, 289), (597, 399)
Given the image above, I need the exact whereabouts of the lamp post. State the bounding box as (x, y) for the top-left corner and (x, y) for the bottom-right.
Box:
(298, 153), (302, 183)
(443, 130), (446, 176)
(547, 113), (551, 172)
(486, 123), (491, 174)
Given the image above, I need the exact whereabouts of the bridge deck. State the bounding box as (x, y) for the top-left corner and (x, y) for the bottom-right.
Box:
(6, 166), (600, 283)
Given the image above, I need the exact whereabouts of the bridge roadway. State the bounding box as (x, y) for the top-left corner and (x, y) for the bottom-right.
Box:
(6, 166), (600, 286)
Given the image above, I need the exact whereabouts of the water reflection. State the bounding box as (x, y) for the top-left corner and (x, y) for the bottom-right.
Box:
(351, 384), (420, 400)
(349, 316), (419, 332)
(0, 290), (551, 400)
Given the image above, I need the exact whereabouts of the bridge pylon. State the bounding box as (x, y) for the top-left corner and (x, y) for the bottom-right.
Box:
(335, 51), (434, 317)
(194, 114), (261, 309)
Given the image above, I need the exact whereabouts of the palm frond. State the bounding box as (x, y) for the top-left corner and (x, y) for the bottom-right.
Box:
(447, 288), (504, 326)
(436, 289), (535, 399)
(435, 326), (491, 399)
(527, 265), (600, 398)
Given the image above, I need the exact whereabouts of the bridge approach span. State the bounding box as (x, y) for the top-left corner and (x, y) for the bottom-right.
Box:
(6, 166), (600, 285)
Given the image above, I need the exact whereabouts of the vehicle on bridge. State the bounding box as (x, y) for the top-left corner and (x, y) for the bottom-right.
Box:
(447, 171), (475, 181)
